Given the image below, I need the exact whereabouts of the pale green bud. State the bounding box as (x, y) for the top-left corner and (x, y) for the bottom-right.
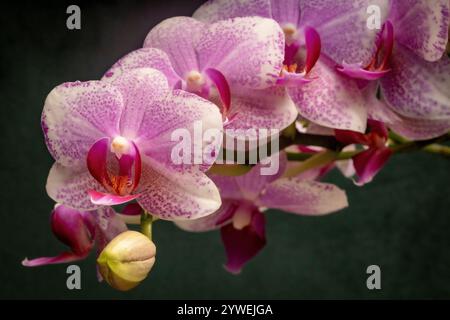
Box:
(97, 230), (156, 291)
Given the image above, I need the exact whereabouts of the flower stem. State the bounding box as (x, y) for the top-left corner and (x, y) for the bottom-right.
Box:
(211, 131), (450, 176)
(140, 212), (153, 241)
(422, 144), (450, 157)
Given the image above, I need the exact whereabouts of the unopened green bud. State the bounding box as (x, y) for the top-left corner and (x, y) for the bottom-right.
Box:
(97, 230), (156, 291)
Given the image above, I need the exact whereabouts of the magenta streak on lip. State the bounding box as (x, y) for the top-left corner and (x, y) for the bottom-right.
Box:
(204, 68), (231, 116)
(337, 21), (394, 80)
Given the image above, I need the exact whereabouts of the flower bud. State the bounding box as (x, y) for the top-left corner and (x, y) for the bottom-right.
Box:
(97, 230), (156, 291)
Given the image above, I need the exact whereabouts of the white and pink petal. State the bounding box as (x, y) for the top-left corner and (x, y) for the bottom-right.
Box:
(42, 81), (123, 168)
(288, 57), (368, 133)
(380, 46), (450, 120)
(259, 179), (348, 215)
(46, 163), (103, 211)
(103, 48), (181, 88)
(197, 16), (285, 89)
(137, 158), (222, 220)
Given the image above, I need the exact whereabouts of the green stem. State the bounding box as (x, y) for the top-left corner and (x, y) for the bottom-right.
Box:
(220, 131), (342, 164)
(212, 132), (450, 176)
(422, 144), (450, 157)
(140, 212), (153, 241)
(283, 150), (338, 177)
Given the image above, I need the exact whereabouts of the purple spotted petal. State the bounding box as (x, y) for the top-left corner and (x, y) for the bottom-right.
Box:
(353, 147), (392, 186)
(193, 0), (272, 22)
(105, 68), (170, 138)
(137, 157), (221, 220)
(269, 0), (301, 26)
(388, 116), (450, 140)
(301, 0), (389, 66)
(136, 89), (223, 171)
(380, 46), (450, 119)
(288, 57), (367, 133)
(259, 179), (348, 215)
(197, 17), (285, 89)
(221, 208), (266, 274)
(224, 86), (297, 132)
(175, 200), (238, 232)
(102, 48), (181, 88)
(143, 17), (204, 76)
(41, 81), (123, 168)
(46, 163), (103, 211)
(390, 0), (449, 62)
(364, 83), (450, 139)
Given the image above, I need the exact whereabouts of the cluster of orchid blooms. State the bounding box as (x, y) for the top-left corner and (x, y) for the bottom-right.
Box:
(23, 0), (450, 291)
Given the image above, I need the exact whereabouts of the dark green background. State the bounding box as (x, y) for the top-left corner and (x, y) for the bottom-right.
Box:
(1, 0), (449, 299)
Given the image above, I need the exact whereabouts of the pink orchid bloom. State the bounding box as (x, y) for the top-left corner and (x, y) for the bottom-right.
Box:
(42, 67), (223, 220)
(22, 204), (126, 267)
(103, 16), (298, 135)
(176, 153), (348, 273)
(337, 0), (450, 139)
(335, 120), (392, 185)
(193, 0), (391, 133)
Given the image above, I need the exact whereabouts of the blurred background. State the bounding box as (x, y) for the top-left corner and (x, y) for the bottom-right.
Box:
(1, 0), (449, 299)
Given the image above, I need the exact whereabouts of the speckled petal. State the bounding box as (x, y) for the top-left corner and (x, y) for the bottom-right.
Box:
(175, 200), (238, 232)
(288, 57), (367, 133)
(137, 158), (221, 220)
(103, 48), (181, 88)
(301, 0), (389, 66)
(193, 0), (272, 22)
(389, 116), (450, 140)
(260, 179), (348, 215)
(143, 17), (204, 76)
(41, 81), (123, 168)
(106, 68), (170, 138)
(197, 17), (285, 89)
(225, 86), (297, 132)
(136, 89), (223, 171)
(380, 46), (450, 119)
(390, 0), (449, 62)
(46, 163), (103, 211)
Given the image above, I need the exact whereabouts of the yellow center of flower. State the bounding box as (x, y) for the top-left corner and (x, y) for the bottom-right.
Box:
(185, 70), (205, 92)
(111, 136), (130, 158)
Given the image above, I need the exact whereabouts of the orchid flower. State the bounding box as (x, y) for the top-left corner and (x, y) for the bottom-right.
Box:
(176, 153), (348, 273)
(42, 67), (223, 220)
(193, 0), (391, 133)
(103, 16), (298, 136)
(335, 120), (392, 185)
(337, 0), (450, 139)
(22, 204), (126, 267)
